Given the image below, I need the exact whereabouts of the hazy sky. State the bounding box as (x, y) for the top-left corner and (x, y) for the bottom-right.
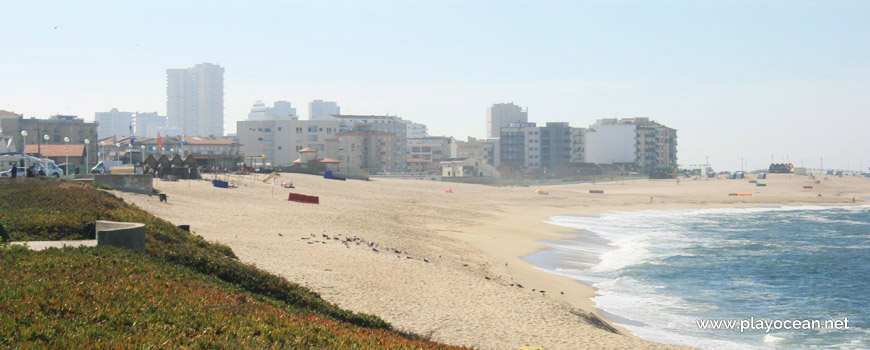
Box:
(2, 0), (868, 171)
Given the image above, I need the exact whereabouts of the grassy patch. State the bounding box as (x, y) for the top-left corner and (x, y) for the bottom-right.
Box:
(0, 179), (465, 349)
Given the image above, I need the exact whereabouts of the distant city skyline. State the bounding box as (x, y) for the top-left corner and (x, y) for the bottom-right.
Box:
(2, 1), (868, 172)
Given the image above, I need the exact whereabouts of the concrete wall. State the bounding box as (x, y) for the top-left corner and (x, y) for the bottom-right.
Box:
(92, 174), (153, 194)
(96, 220), (146, 252)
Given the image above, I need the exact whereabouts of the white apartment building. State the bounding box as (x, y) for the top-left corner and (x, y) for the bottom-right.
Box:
(404, 121), (428, 138)
(585, 118), (677, 170)
(499, 122), (541, 169)
(95, 108), (133, 139)
(167, 63), (225, 136)
(329, 115), (409, 172)
(456, 137), (498, 167)
(248, 100), (297, 121)
(308, 100), (340, 120)
(407, 136), (457, 162)
(486, 102), (528, 139)
(134, 112), (167, 138)
(237, 116), (341, 166)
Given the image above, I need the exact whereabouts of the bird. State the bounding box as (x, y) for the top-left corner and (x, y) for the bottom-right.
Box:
(278, 233), (283, 237)
(307, 242), (314, 245)
(371, 247), (379, 252)
(462, 263), (468, 267)
(539, 290), (546, 294)
(484, 276), (491, 280)
(515, 283), (524, 288)
(560, 291), (564, 295)
(423, 257), (429, 263)
(53, 26), (59, 29)
(301, 237), (309, 240)
(406, 255), (412, 259)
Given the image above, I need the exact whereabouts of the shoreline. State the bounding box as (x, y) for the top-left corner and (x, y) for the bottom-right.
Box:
(508, 203), (870, 348)
(115, 173), (869, 349)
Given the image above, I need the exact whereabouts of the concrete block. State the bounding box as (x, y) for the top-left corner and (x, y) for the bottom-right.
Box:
(96, 220), (146, 252)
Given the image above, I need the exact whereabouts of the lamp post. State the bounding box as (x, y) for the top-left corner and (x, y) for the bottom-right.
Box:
(140, 145), (145, 164)
(20, 130), (28, 168)
(43, 134), (50, 159)
(64, 137), (70, 176)
(84, 139), (90, 173)
(115, 143), (120, 162)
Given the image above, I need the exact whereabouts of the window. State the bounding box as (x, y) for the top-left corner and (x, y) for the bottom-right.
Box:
(264, 128), (271, 132)
(296, 146), (303, 151)
(296, 127), (302, 134)
(308, 126), (317, 132)
(278, 127), (282, 131)
(278, 146), (282, 150)
(308, 135), (318, 142)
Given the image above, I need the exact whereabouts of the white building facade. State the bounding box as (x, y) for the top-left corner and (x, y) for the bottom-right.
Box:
(248, 100), (297, 121)
(167, 63), (225, 137)
(486, 102), (528, 139)
(95, 108), (133, 139)
(308, 100), (340, 120)
(237, 116), (340, 166)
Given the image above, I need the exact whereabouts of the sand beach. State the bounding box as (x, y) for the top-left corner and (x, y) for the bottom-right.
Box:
(116, 173), (869, 349)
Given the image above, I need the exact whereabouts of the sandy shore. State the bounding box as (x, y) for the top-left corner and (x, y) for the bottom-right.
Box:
(115, 173), (869, 349)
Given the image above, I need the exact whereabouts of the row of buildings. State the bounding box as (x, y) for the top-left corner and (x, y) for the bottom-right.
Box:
(234, 103), (676, 177)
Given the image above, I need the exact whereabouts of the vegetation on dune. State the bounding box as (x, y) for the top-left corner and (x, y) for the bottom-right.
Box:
(0, 179), (465, 349)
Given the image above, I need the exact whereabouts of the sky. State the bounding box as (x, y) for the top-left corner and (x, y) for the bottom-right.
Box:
(1, 0), (868, 172)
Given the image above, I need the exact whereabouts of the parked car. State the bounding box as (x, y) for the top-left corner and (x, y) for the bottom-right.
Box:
(0, 163), (49, 177)
(0, 168), (26, 177)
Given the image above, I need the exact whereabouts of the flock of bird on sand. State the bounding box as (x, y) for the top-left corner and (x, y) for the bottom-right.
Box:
(283, 229), (565, 297)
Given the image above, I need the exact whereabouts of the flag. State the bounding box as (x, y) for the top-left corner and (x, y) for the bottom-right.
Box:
(129, 124), (134, 145)
(157, 133), (162, 149)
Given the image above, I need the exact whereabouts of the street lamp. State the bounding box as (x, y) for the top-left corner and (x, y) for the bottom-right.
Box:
(84, 139), (90, 173)
(20, 130), (28, 168)
(140, 145), (145, 164)
(64, 137), (70, 176)
(43, 134), (50, 159)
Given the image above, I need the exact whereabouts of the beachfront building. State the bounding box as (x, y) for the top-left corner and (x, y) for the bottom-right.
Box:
(308, 100), (340, 120)
(441, 158), (500, 178)
(585, 118), (677, 171)
(499, 122), (542, 169)
(486, 102), (528, 139)
(335, 126), (397, 174)
(237, 116), (341, 167)
(456, 137), (498, 167)
(406, 136), (457, 174)
(11, 115), (98, 165)
(98, 135), (239, 169)
(570, 127), (587, 163)
(499, 121), (587, 173)
(327, 115), (409, 172)
(539, 122), (575, 174)
(167, 63), (225, 137)
(248, 100), (297, 121)
(95, 108), (133, 139)
(407, 136), (457, 162)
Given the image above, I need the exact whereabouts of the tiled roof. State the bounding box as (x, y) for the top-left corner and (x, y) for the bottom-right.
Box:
(299, 147), (317, 153)
(24, 144), (85, 157)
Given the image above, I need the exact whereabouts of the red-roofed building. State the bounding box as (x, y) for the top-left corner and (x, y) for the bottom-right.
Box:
(25, 144), (87, 172)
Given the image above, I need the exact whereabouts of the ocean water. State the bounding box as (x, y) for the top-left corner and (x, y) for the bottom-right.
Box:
(525, 206), (870, 349)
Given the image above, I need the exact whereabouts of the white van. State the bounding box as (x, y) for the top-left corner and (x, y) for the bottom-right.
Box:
(0, 154), (63, 177)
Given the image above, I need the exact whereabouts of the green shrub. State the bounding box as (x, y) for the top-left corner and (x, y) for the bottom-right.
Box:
(0, 179), (440, 343)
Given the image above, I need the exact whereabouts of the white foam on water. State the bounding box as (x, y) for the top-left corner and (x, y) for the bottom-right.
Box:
(537, 205), (870, 349)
